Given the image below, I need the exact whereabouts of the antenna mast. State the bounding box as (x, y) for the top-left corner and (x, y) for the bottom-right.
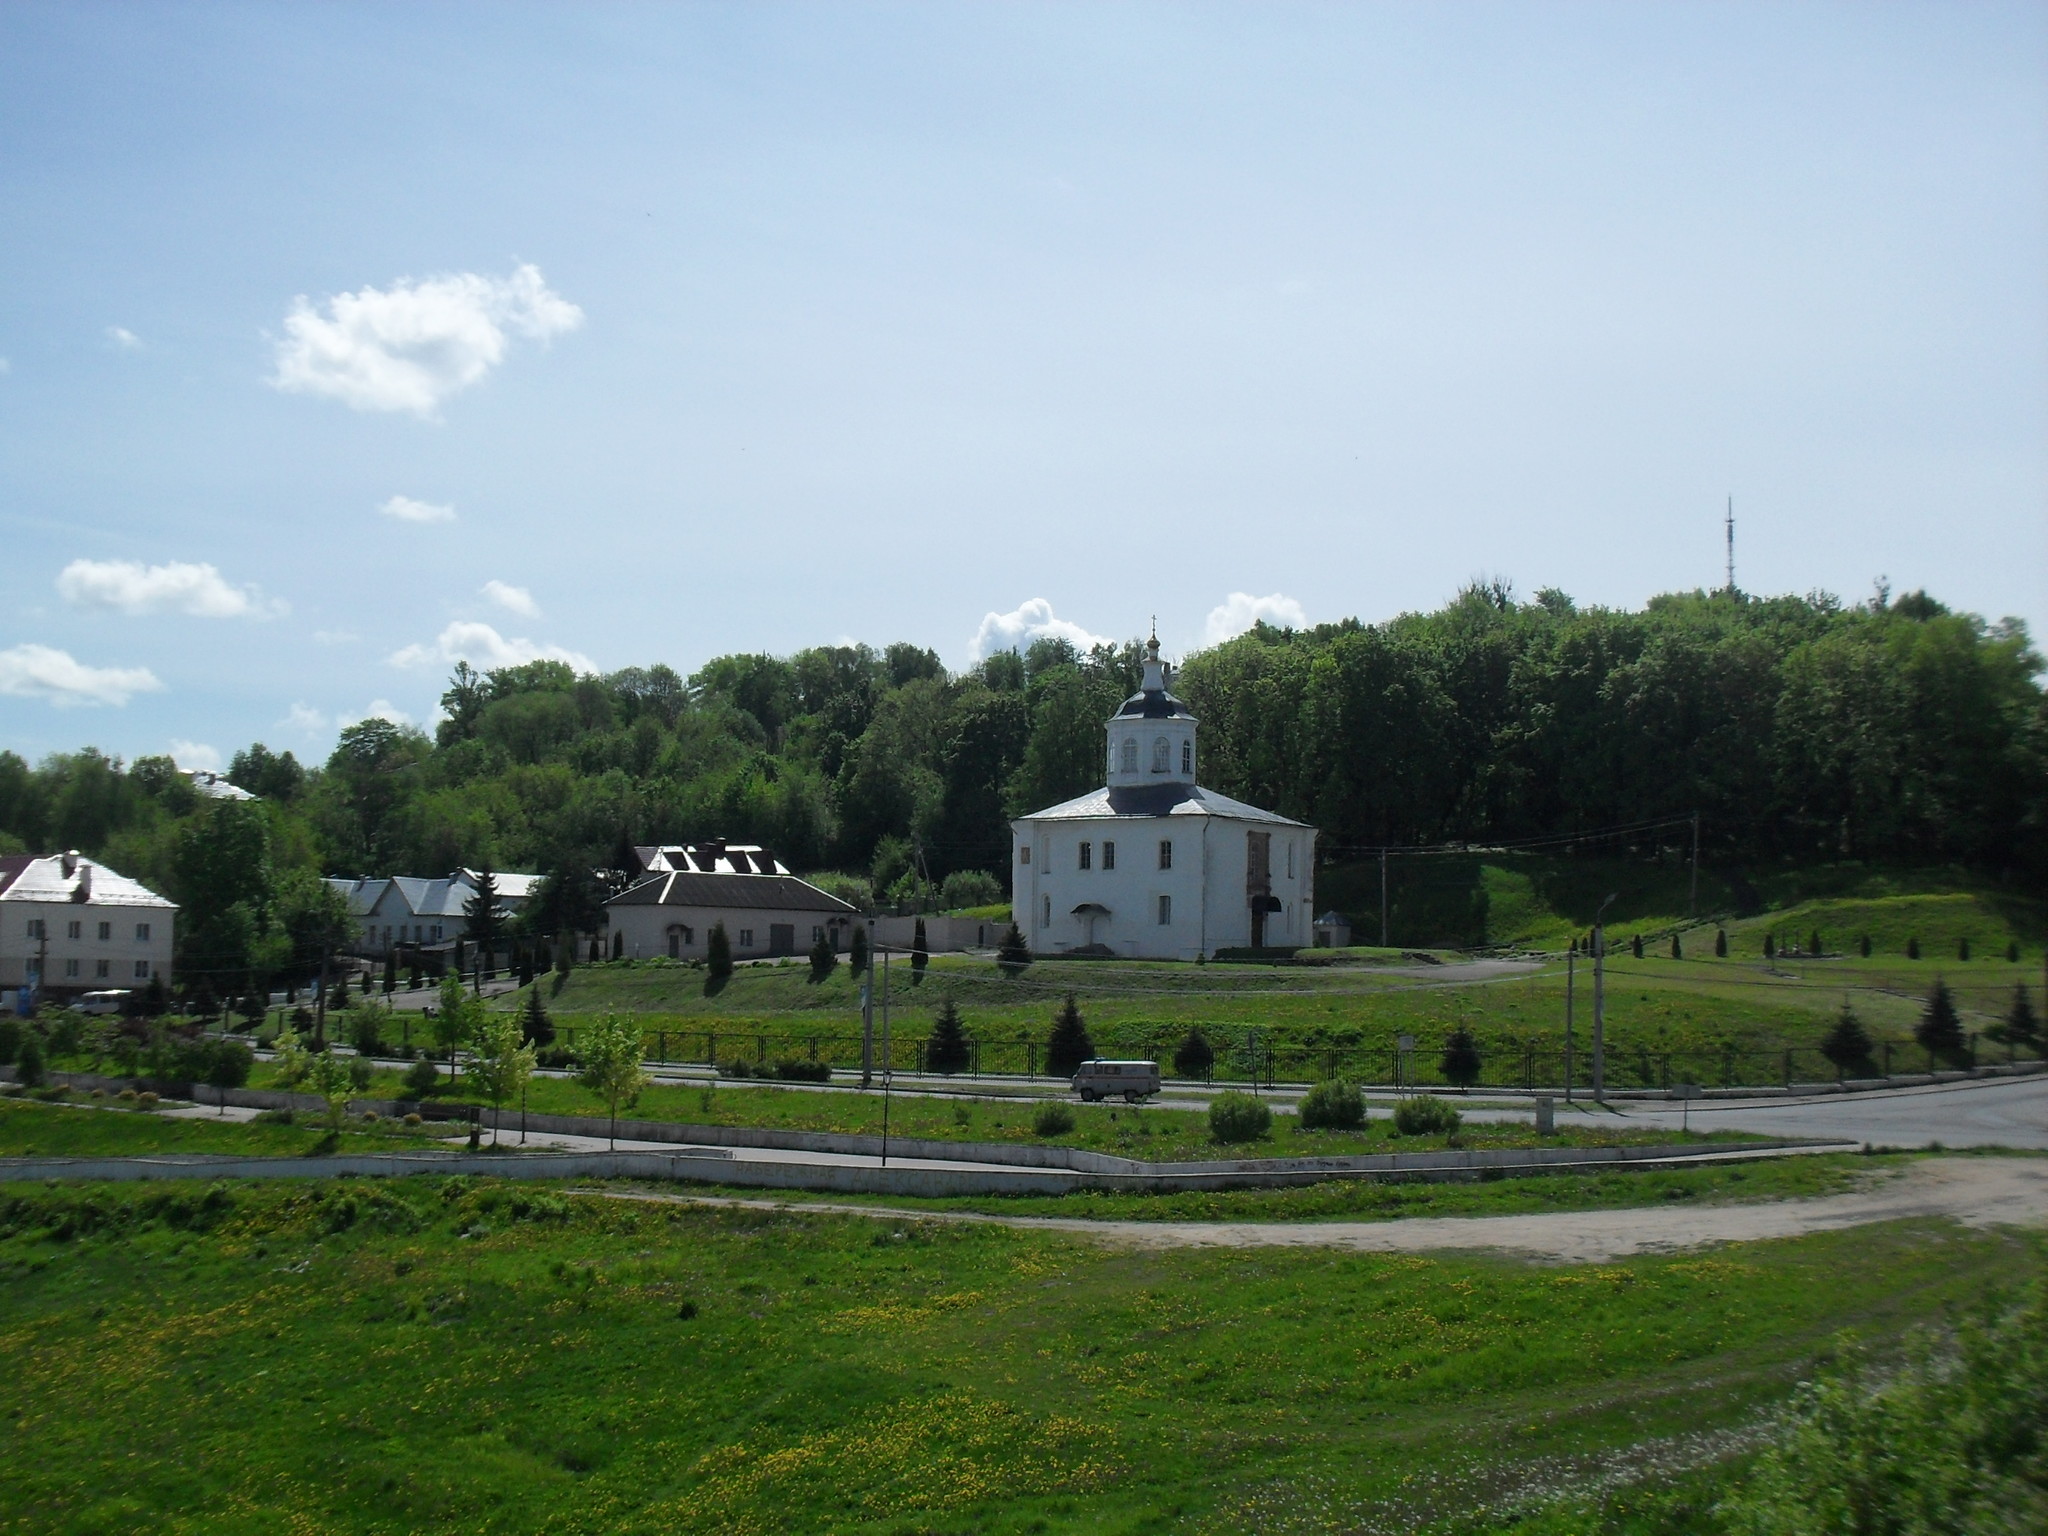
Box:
(1724, 496), (1735, 593)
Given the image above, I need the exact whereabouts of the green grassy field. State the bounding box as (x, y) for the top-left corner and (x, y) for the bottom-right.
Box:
(0, 1096), (445, 1159)
(0, 1171), (2038, 1534)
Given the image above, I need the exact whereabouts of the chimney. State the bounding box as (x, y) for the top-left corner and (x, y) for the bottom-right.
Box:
(72, 865), (92, 903)
(60, 849), (79, 877)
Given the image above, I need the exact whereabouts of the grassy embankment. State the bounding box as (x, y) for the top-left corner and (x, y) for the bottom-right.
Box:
(0, 1169), (2038, 1534)
(463, 868), (2045, 1087)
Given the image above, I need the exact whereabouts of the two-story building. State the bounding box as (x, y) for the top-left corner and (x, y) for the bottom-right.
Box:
(0, 851), (175, 997)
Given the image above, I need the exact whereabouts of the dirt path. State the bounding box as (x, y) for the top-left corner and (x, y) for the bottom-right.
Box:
(580, 1156), (2048, 1263)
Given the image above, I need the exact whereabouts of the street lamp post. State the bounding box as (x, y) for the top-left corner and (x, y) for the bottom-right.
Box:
(1593, 891), (1618, 1103)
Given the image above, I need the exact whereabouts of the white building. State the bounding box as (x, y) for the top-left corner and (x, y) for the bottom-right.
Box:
(326, 868), (543, 958)
(1010, 634), (1316, 959)
(0, 851), (176, 996)
(606, 843), (859, 961)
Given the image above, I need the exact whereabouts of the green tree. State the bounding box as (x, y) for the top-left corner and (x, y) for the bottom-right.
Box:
(15, 1029), (45, 1088)
(1715, 929), (1728, 957)
(204, 1039), (254, 1114)
(470, 1011), (536, 1145)
(1670, 933), (1682, 960)
(996, 923), (1031, 977)
(1819, 1004), (1875, 1076)
(577, 1012), (649, 1149)
(910, 917), (928, 987)
(1989, 983), (2039, 1051)
(1439, 1026), (1483, 1089)
(304, 1047), (354, 1130)
(1299, 1078), (1365, 1130)
(807, 931), (837, 984)
(381, 952), (397, 994)
(432, 972), (478, 1084)
(925, 998), (970, 1075)
(849, 922), (869, 977)
(706, 922), (733, 988)
(1915, 978), (1967, 1063)
(463, 870), (503, 978)
(1907, 934), (1921, 959)
(1630, 933), (1644, 959)
(1172, 1028), (1214, 1079)
(520, 986), (555, 1049)
(1044, 993), (1094, 1077)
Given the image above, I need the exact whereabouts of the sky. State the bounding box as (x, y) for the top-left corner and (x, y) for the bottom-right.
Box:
(1, 1), (2043, 771)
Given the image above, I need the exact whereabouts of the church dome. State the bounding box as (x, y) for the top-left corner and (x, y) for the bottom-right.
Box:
(1111, 634), (1196, 721)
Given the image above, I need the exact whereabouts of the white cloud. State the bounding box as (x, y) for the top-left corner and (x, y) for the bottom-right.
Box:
(970, 598), (1112, 660)
(312, 629), (359, 645)
(379, 494), (456, 524)
(105, 326), (143, 350)
(281, 702), (328, 733)
(337, 699), (415, 729)
(169, 739), (220, 772)
(1204, 592), (1309, 646)
(270, 263), (583, 417)
(0, 644), (162, 707)
(481, 579), (538, 617)
(388, 620), (593, 674)
(57, 558), (283, 619)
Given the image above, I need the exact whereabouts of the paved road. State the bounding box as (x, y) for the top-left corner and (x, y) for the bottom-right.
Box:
(591, 1155), (2048, 1262)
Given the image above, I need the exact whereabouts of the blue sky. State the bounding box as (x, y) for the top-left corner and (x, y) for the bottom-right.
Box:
(2, 1), (2042, 770)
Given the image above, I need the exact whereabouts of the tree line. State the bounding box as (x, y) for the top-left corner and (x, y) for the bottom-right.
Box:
(0, 581), (2040, 990)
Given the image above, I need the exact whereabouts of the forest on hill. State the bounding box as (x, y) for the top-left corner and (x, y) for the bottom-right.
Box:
(0, 581), (2042, 985)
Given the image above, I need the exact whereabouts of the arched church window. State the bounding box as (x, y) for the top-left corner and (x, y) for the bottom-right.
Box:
(1120, 738), (1138, 774)
(1181, 739), (1192, 775)
(1152, 737), (1169, 773)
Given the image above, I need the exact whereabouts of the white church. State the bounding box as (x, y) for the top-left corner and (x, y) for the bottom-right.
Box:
(1010, 633), (1316, 960)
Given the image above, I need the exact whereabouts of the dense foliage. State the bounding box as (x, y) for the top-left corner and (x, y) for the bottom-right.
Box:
(0, 585), (2040, 994)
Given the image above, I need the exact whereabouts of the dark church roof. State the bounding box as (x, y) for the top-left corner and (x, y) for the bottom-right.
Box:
(1016, 782), (1307, 826)
(1111, 685), (1196, 721)
(608, 871), (859, 913)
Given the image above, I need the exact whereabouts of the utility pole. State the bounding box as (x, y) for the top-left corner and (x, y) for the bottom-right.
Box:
(1593, 891), (1617, 1103)
(880, 943), (892, 1166)
(859, 918), (874, 1089)
(1564, 946), (1575, 1103)
(1724, 497), (1735, 594)
(1689, 811), (1700, 918)
(1379, 849), (1389, 948)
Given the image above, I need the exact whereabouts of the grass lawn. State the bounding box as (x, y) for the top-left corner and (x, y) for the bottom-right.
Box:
(0, 1172), (2038, 1534)
(0, 1096), (448, 1160)
(231, 1062), (1763, 1162)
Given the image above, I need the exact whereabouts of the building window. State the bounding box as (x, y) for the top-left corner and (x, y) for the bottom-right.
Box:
(1158, 894), (1172, 925)
(95, 959), (110, 979)
(67, 920), (81, 940)
(1042, 894), (1051, 929)
(64, 959), (79, 978)
(739, 929), (754, 948)
(1158, 839), (1172, 870)
(1181, 739), (1192, 775)
(1102, 841), (1115, 871)
(1287, 841), (1295, 879)
(26, 919), (43, 940)
(811, 927), (824, 943)
(1078, 841), (1091, 870)
(432, 925), (443, 941)
(98, 921), (111, 941)
(1120, 738), (1138, 774)
(134, 961), (150, 980)
(135, 922), (150, 942)
(1019, 846), (1030, 866)
(1152, 737), (1169, 773)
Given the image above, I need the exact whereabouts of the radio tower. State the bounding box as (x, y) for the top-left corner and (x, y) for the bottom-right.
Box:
(1723, 496), (1735, 594)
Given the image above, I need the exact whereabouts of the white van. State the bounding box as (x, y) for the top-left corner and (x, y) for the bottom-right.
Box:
(69, 990), (132, 1016)
(1072, 1058), (1162, 1102)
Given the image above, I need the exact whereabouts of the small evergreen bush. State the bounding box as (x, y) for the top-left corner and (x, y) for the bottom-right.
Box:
(1819, 1005), (1875, 1076)
(1907, 935), (1920, 959)
(1172, 1027), (1215, 1079)
(402, 1057), (440, 1098)
(1715, 929), (1728, 957)
(772, 1059), (831, 1082)
(1299, 1079), (1365, 1131)
(1439, 1027), (1483, 1089)
(1915, 978), (1966, 1062)
(1044, 994), (1094, 1077)
(1208, 1091), (1272, 1143)
(924, 998), (970, 1075)
(1032, 1101), (1075, 1137)
(1393, 1095), (1461, 1136)
(718, 1058), (755, 1078)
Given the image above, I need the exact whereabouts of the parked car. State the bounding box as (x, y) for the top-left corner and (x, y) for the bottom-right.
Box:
(1072, 1058), (1161, 1102)
(68, 989), (132, 1016)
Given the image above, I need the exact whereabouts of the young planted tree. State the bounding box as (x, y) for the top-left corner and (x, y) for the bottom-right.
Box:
(925, 997), (970, 1075)
(1860, 935), (1872, 958)
(1044, 993), (1094, 1077)
(557, 930), (575, 977)
(1715, 929), (1728, 958)
(2008, 940), (2022, 963)
(577, 1012), (649, 1149)
(1439, 1026), (1483, 1090)
(382, 952), (397, 994)
(520, 985), (555, 1049)
(1915, 978), (1966, 1064)
(611, 930), (624, 960)
(463, 870), (503, 979)
(1172, 1027), (1215, 1080)
(996, 923), (1032, 978)
(204, 1039), (254, 1114)
(1764, 933), (1775, 959)
(1959, 936), (1971, 961)
(1631, 934), (1644, 960)
(1670, 934), (1683, 960)
(587, 937), (601, 964)
(706, 922), (734, 987)
(849, 923), (870, 978)
(808, 932), (838, 984)
(1809, 930), (1823, 957)
(1990, 984), (2038, 1052)
(432, 972), (476, 1085)
(516, 947), (533, 988)
(1907, 935), (1921, 960)
(910, 917), (929, 987)
(358, 968), (373, 998)
(1819, 1004), (1875, 1078)
(470, 1011), (536, 1145)
(15, 1029), (45, 1089)
(304, 1048), (354, 1131)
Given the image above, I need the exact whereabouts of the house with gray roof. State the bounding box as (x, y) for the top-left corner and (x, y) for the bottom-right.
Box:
(606, 843), (857, 961)
(0, 850), (175, 997)
(325, 868), (540, 960)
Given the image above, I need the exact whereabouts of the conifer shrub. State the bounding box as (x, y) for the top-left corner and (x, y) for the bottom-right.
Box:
(1958, 936), (1971, 961)
(772, 1059), (831, 1082)
(1860, 934), (1872, 958)
(1764, 933), (1776, 958)
(1671, 933), (1682, 960)
(1915, 979), (1966, 1063)
(1907, 935), (1920, 959)
(996, 923), (1032, 977)
(1439, 1027), (1483, 1089)
(1631, 933), (1644, 959)
(706, 923), (733, 988)
(1715, 929), (1728, 957)
(402, 1057), (440, 1098)
(1044, 994), (1094, 1077)
(1299, 1079), (1365, 1131)
(2009, 940), (2022, 963)
(1172, 1027), (1215, 1079)
(1208, 1091), (1271, 1143)
(718, 1058), (755, 1078)
(1393, 1095), (1461, 1136)
(1820, 1005), (1876, 1076)
(924, 998), (970, 1075)
(807, 932), (838, 984)
(15, 1030), (46, 1088)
